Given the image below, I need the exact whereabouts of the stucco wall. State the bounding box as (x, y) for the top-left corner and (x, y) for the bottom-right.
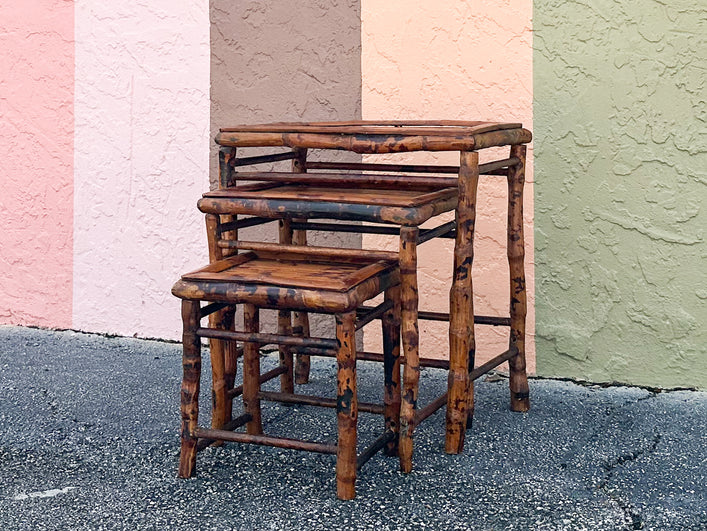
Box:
(210, 0), (362, 163)
(361, 0), (535, 371)
(0, 0), (74, 328)
(534, 0), (707, 389)
(3, 1), (702, 390)
(210, 0), (363, 335)
(73, 0), (211, 340)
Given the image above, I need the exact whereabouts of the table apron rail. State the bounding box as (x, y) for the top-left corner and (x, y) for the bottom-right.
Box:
(226, 157), (519, 179)
(306, 157), (519, 176)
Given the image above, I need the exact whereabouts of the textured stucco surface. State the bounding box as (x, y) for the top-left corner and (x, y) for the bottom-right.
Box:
(73, 1), (211, 340)
(210, 0), (363, 336)
(361, 0), (535, 371)
(0, 0), (74, 328)
(534, 1), (707, 389)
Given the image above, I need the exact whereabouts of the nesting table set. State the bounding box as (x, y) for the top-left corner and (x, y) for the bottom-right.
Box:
(171, 120), (532, 499)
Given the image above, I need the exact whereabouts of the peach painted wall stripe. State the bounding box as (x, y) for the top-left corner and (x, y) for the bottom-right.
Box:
(73, 1), (211, 340)
(361, 0), (535, 372)
(0, 0), (74, 328)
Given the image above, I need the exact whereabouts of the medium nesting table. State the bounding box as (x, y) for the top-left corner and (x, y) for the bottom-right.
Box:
(208, 120), (532, 466)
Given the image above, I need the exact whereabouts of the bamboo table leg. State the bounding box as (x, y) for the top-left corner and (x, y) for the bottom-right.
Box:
(216, 146), (240, 425)
(398, 227), (420, 473)
(445, 150), (479, 454)
(292, 224), (311, 386)
(178, 300), (202, 478)
(205, 213), (236, 429)
(293, 304), (311, 384)
(382, 284), (402, 457)
(291, 148), (312, 384)
(335, 311), (358, 500)
(507, 145), (530, 412)
(278, 219), (295, 394)
(243, 303), (263, 434)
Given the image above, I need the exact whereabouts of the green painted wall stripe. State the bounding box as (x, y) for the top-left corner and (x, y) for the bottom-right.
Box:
(533, 0), (707, 389)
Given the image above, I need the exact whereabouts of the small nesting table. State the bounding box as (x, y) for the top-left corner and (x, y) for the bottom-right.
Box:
(209, 120), (532, 462)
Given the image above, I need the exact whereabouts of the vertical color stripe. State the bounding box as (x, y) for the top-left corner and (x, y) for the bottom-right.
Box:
(534, 0), (707, 388)
(0, 0), (74, 328)
(73, 0), (210, 340)
(361, 0), (535, 371)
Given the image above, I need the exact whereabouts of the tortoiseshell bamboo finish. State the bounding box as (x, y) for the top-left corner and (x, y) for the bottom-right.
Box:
(507, 145), (530, 412)
(216, 121), (531, 154)
(291, 148), (311, 385)
(173, 248), (401, 499)
(201, 120), (532, 477)
(445, 151), (479, 454)
(398, 227), (419, 473)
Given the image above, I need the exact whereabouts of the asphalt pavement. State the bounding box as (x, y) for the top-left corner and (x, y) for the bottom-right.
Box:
(0, 325), (705, 530)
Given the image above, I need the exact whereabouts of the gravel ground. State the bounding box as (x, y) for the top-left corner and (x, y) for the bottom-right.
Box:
(0, 325), (705, 530)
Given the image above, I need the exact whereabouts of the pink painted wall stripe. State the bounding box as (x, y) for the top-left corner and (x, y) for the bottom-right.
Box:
(0, 0), (75, 328)
(72, 1), (211, 340)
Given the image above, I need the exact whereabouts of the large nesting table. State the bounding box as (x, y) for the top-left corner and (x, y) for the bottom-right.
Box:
(206, 120), (532, 463)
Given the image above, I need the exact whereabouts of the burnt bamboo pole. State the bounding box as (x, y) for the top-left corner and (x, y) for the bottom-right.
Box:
(278, 218), (295, 394)
(463, 150), (480, 436)
(469, 348), (515, 381)
(416, 393), (449, 425)
(242, 303), (263, 435)
(197, 328), (337, 350)
(199, 302), (230, 319)
(196, 413), (252, 451)
(414, 349), (517, 425)
(507, 145), (531, 412)
(238, 170), (459, 188)
(292, 296), (312, 383)
(205, 214), (233, 429)
(222, 306), (238, 422)
(306, 157), (518, 176)
(228, 365), (288, 398)
(357, 431), (396, 470)
(178, 300), (201, 478)
(218, 146), (236, 188)
(294, 220), (455, 243)
(291, 221), (402, 237)
(291, 346), (340, 356)
(358, 306), (510, 327)
(445, 150), (479, 454)
(212, 149), (241, 421)
(291, 148), (312, 385)
(215, 146), (238, 262)
(194, 429), (337, 454)
(231, 151), (297, 168)
(414, 310), (511, 327)
(219, 216), (275, 232)
(277, 309), (294, 394)
(354, 299), (394, 331)
(215, 128), (532, 153)
(220, 121), (517, 132)
(221, 240), (399, 262)
(382, 285), (401, 456)
(259, 391), (384, 415)
(418, 221), (456, 243)
(335, 311), (358, 500)
(398, 227), (419, 473)
(293, 347), (450, 369)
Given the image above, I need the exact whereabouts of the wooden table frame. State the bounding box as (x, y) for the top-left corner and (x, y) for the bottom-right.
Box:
(208, 121), (532, 464)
